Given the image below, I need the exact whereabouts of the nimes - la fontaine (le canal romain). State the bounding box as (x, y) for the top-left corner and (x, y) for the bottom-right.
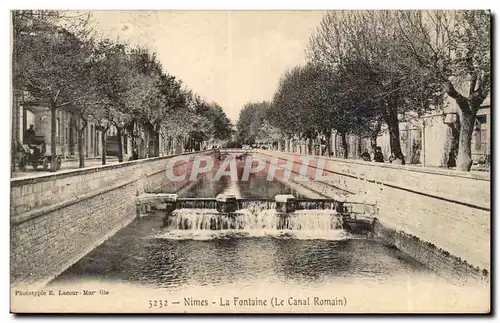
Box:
(10, 10), (491, 313)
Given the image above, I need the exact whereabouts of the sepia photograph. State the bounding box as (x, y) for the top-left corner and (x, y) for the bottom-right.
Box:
(9, 8), (491, 314)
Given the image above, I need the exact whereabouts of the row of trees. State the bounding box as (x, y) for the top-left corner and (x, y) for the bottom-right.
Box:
(12, 11), (233, 170)
(238, 10), (489, 171)
(236, 101), (281, 146)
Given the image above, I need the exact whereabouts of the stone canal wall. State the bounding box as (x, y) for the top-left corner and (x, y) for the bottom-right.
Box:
(10, 151), (213, 287)
(255, 150), (491, 277)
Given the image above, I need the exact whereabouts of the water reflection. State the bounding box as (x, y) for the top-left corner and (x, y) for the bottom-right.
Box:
(236, 174), (297, 198)
(179, 178), (228, 198)
(52, 216), (432, 289)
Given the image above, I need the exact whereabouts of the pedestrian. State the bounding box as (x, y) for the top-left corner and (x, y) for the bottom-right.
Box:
(447, 151), (456, 168)
(24, 124), (36, 146)
(361, 149), (371, 161)
(374, 146), (384, 163)
(389, 153), (404, 165)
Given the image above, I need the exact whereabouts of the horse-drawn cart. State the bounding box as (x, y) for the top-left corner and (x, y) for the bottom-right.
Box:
(17, 136), (62, 172)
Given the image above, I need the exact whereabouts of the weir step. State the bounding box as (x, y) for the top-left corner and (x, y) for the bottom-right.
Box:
(135, 193), (378, 218)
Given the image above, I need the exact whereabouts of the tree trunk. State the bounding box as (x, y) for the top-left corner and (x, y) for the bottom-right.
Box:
(307, 137), (313, 155)
(340, 132), (348, 159)
(132, 137), (139, 160)
(60, 116), (65, 158)
(325, 131), (332, 156)
(117, 127), (123, 162)
(333, 133), (337, 157)
(50, 102), (57, 172)
(101, 128), (107, 165)
(77, 127), (85, 168)
(155, 132), (160, 156)
(370, 136), (377, 152)
(444, 122), (460, 168)
(370, 120), (382, 151)
(445, 78), (487, 171)
(69, 114), (75, 156)
(152, 136), (157, 156)
(456, 110), (475, 171)
(357, 135), (362, 158)
(143, 133), (148, 158)
(76, 116), (88, 168)
(384, 104), (405, 164)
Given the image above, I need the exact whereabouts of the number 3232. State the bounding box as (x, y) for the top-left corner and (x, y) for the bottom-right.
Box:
(149, 300), (169, 308)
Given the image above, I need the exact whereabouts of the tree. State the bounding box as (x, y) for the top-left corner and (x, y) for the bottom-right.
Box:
(396, 10), (490, 171)
(86, 39), (131, 164)
(308, 10), (444, 164)
(84, 39), (138, 164)
(300, 63), (366, 157)
(13, 11), (95, 170)
(255, 120), (282, 148)
(269, 63), (372, 157)
(187, 96), (213, 151)
(236, 102), (271, 145)
(13, 10), (232, 168)
(269, 67), (310, 146)
(207, 103), (233, 141)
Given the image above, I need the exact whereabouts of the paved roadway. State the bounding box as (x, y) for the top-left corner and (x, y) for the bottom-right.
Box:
(11, 157), (120, 179)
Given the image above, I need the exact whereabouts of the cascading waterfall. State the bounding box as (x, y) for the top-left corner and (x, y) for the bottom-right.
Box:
(237, 200), (276, 211)
(280, 210), (344, 231)
(157, 202), (349, 240)
(296, 200), (339, 211)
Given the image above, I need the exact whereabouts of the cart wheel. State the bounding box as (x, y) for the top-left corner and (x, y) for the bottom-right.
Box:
(55, 157), (62, 171)
(42, 159), (49, 171)
(18, 156), (27, 172)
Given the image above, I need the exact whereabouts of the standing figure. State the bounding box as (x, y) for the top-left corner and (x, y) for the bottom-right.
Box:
(24, 124), (36, 146)
(374, 146), (384, 163)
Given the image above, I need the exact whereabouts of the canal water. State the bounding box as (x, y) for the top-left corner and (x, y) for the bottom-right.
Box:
(48, 154), (487, 312)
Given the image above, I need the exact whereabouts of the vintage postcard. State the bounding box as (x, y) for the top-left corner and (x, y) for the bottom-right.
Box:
(10, 9), (490, 314)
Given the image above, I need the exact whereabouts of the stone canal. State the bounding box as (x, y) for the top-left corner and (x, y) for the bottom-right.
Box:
(11, 151), (488, 312)
(50, 154), (460, 295)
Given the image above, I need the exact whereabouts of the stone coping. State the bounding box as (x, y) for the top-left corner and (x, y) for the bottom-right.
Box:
(255, 150), (490, 182)
(255, 150), (490, 211)
(10, 150), (212, 187)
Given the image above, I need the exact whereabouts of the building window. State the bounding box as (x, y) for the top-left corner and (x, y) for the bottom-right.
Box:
(481, 129), (488, 152)
(475, 115), (488, 152)
(477, 115), (487, 124)
(475, 130), (482, 151)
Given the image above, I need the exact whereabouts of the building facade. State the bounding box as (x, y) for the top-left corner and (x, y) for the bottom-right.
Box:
(12, 91), (104, 162)
(342, 95), (491, 167)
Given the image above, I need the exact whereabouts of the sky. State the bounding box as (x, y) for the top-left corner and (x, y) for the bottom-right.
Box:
(90, 11), (325, 122)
